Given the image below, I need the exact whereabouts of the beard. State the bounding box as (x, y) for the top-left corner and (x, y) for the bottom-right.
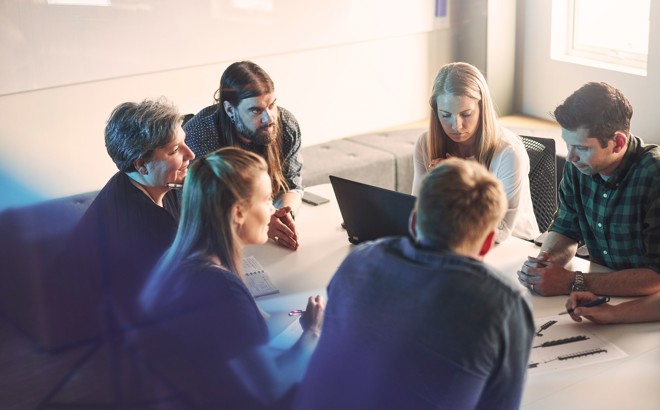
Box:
(234, 113), (278, 146)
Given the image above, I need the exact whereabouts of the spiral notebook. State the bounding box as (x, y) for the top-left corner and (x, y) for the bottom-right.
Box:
(243, 255), (280, 298)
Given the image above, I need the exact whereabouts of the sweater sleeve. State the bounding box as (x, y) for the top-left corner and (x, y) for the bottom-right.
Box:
(411, 132), (430, 196)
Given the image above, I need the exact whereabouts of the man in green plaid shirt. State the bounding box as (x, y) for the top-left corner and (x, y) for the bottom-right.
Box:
(518, 82), (660, 297)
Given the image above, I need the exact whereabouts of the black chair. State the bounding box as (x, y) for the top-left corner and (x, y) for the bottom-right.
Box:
(520, 135), (557, 234)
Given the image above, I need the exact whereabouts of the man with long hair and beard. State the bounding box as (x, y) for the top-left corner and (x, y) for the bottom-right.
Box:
(185, 61), (303, 250)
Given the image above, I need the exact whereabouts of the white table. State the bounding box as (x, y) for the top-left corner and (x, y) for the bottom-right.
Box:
(246, 184), (660, 410)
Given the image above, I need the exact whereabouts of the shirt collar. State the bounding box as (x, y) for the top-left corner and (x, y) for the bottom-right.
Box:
(414, 237), (451, 252)
(593, 134), (641, 188)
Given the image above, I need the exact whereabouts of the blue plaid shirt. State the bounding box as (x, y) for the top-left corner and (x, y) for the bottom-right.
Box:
(550, 135), (660, 272)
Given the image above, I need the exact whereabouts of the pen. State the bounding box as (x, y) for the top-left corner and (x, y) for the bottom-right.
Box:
(559, 296), (610, 315)
(288, 309), (305, 316)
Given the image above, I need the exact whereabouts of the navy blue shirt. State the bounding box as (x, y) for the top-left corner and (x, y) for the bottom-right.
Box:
(59, 171), (180, 326)
(294, 237), (534, 410)
(138, 258), (269, 409)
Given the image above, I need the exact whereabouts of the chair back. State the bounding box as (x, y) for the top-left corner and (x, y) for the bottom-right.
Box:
(520, 135), (557, 233)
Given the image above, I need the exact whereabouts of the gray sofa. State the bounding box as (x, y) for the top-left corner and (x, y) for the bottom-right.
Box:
(0, 191), (101, 351)
(302, 127), (424, 193)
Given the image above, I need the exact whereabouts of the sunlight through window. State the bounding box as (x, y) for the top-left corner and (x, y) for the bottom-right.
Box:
(551, 0), (650, 76)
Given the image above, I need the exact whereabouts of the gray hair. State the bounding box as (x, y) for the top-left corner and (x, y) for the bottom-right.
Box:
(105, 98), (181, 172)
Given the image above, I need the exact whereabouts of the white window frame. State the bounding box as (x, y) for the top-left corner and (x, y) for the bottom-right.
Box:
(550, 0), (650, 76)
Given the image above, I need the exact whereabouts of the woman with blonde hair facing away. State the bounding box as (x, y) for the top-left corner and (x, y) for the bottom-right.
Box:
(412, 62), (539, 242)
(138, 147), (324, 409)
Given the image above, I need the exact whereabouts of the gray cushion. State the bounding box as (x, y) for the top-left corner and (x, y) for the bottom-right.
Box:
(302, 139), (396, 190)
(0, 191), (101, 350)
(347, 128), (424, 193)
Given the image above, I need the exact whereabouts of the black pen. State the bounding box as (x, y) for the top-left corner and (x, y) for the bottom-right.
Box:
(559, 296), (610, 315)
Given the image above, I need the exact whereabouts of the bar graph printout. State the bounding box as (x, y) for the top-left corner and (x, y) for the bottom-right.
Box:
(528, 315), (627, 372)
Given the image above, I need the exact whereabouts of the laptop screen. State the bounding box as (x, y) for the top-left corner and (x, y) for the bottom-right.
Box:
(329, 175), (416, 244)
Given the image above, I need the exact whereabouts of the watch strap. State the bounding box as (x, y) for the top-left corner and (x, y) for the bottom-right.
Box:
(571, 270), (587, 292)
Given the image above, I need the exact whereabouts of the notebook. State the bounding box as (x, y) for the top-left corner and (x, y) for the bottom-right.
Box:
(329, 175), (417, 244)
(243, 256), (279, 298)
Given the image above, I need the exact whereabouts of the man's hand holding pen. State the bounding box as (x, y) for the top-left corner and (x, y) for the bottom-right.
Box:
(565, 292), (614, 324)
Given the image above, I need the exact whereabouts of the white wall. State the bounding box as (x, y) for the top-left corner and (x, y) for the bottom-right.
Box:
(0, 2), (460, 209)
(0, 34), (434, 204)
(486, 0), (517, 115)
(516, 0), (660, 144)
(0, 0), (437, 95)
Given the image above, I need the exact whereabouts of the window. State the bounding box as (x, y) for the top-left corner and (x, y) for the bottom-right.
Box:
(551, 0), (650, 76)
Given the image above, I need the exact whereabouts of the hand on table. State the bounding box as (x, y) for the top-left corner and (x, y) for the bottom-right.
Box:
(517, 251), (573, 296)
(268, 206), (299, 250)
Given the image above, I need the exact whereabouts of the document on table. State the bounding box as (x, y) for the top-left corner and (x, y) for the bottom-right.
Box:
(243, 256), (279, 298)
(528, 315), (627, 373)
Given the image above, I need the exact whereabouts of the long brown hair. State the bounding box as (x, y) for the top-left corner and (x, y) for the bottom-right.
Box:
(142, 147), (268, 309)
(427, 62), (502, 168)
(214, 61), (287, 196)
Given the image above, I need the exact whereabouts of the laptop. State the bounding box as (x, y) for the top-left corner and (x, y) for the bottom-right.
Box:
(329, 175), (417, 244)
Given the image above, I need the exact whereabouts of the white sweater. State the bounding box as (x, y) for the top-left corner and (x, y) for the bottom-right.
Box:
(412, 128), (540, 242)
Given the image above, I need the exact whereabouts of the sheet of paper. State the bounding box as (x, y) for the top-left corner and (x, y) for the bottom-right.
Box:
(528, 315), (627, 373)
(243, 255), (279, 298)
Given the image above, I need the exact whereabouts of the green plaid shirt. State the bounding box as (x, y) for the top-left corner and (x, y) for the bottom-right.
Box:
(550, 135), (660, 272)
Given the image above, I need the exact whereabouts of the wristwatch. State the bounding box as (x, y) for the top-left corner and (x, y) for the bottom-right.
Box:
(571, 270), (587, 292)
